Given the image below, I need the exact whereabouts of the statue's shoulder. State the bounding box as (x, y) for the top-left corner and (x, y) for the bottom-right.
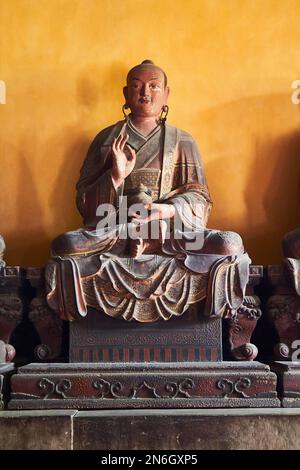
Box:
(165, 124), (196, 143)
(93, 121), (124, 146)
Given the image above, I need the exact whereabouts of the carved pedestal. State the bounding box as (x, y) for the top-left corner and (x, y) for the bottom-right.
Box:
(0, 266), (24, 346)
(0, 363), (15, 409)
(226, 265), (262, 361)
(69, 266), (263, 364)
(27, 268), (63, 361)
(8, 265), (278, 409)
(270, 362), (300, 407)
(8, 362), (279, 409)
(69, 305), (222, 363)
(267, 265), (300, 406)
(267, 264), (300, 360)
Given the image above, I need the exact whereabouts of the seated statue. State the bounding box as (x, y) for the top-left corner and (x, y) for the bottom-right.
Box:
(266, 213), (300, 360)
(0, 236), (16, 362)
(282, 228), (300, 294)
(0, 235), (5, 268)
(46, 60), (250, 323)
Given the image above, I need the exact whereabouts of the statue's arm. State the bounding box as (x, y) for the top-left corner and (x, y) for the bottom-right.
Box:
(164, 136), (212, 228)
(75, 130), (120, 225)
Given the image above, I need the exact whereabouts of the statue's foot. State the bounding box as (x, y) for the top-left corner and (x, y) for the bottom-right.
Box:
(130, 220), (168, 258)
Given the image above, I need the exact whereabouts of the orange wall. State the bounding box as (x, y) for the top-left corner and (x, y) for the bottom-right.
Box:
(1, 0), (300, 266)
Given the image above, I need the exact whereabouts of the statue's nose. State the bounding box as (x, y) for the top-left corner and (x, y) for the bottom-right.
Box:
(140, 84), (150, 96)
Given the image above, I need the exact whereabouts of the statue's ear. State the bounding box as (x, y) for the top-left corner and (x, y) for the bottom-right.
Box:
(123, 86), (128, 103)
(165, 86), (170, 100)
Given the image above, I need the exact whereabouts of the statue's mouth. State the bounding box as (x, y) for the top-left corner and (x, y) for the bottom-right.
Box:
(139, 98), (151, 104)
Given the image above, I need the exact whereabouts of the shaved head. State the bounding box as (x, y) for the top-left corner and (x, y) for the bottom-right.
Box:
(127, 60), (168, 88)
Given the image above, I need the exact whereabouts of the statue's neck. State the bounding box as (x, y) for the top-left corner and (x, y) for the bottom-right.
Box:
(129, 116), (161, 137)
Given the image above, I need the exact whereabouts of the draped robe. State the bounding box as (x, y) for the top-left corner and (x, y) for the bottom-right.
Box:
(46, 120), (250, 322)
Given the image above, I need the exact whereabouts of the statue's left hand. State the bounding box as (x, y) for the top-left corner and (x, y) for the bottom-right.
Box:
(111, 134), (136, 188)
(130, 203), (175, 224)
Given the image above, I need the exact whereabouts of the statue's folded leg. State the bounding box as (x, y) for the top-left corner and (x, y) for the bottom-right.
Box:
(51, 227), (118, 257)
(163, 227), (250, 318)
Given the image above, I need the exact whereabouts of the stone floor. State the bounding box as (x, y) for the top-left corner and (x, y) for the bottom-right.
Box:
(1, 408), (300, 450)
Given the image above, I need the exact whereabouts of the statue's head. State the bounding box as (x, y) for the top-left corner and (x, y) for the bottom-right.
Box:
(123, 60), (169, 119)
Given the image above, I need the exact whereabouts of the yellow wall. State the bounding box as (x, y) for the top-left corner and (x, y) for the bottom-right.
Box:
(1, 0), (300, 266)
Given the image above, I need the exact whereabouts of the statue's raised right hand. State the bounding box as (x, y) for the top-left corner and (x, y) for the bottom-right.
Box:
(111, 134), (136, 189)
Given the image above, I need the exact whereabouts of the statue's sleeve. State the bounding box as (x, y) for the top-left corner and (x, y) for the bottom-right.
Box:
(75, 129), (119, 226)
(165, 135), (212, 228)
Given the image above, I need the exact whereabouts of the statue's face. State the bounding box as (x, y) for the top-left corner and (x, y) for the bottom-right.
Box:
(124, 66), (169, 118)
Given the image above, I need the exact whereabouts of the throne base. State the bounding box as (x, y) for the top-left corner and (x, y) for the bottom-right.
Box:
(8, 361), (280, 409)
(270, 361), (300, 407)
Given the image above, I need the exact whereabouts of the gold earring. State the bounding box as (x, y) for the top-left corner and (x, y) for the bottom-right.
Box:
(122, 104), (130, 121)
(160, 105), (169, 122)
